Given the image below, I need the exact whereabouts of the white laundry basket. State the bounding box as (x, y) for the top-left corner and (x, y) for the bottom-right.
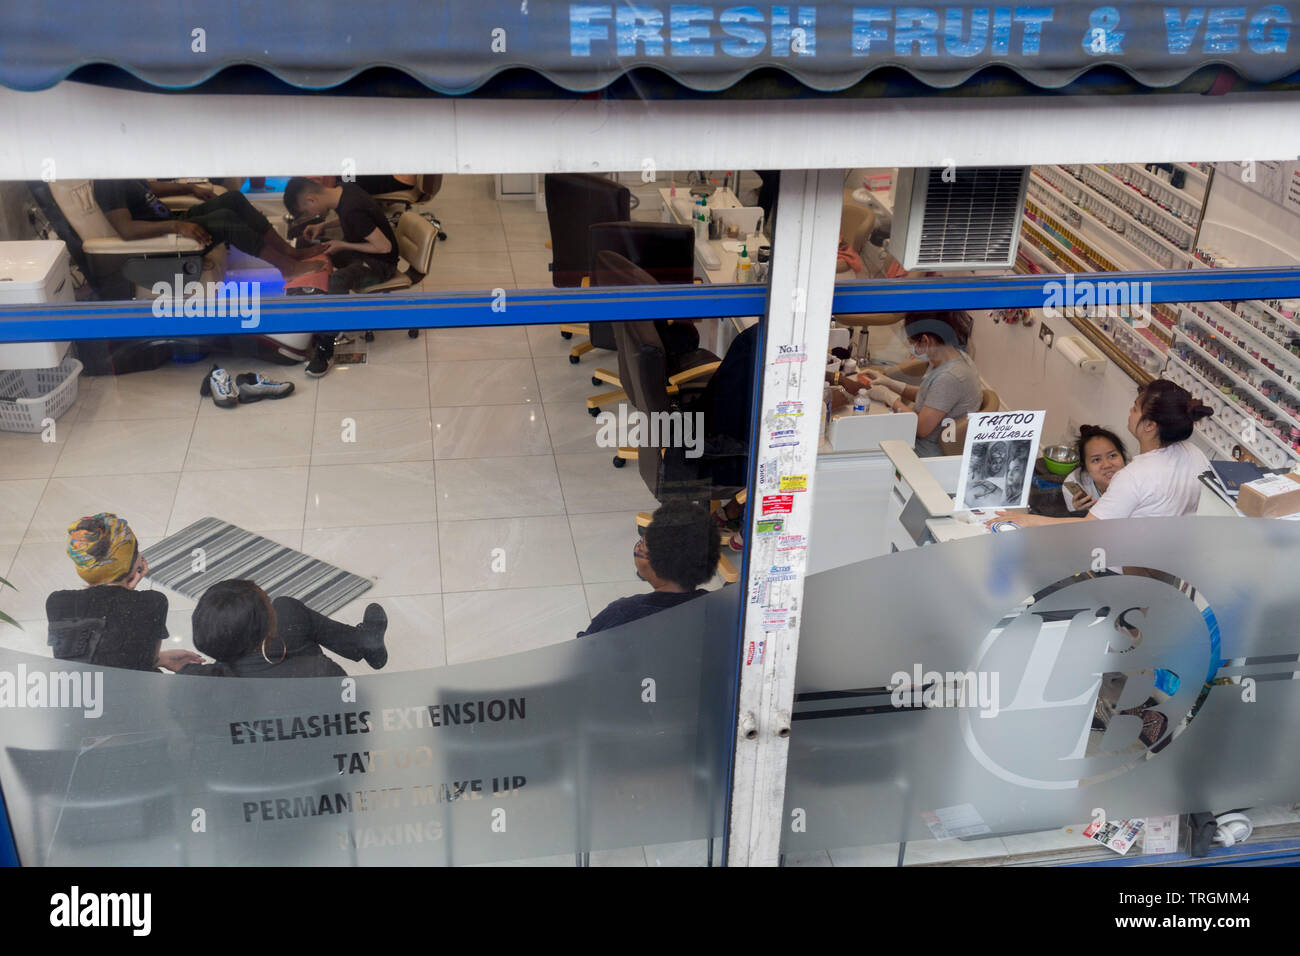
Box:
(0, 355), (83, 433)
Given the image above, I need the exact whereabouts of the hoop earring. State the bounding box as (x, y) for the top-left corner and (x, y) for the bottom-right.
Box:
(261, 634), (287, 665)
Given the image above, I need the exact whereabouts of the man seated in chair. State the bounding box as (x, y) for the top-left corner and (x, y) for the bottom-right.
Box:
(93, 179), (321, 280)
(281, 177), (403, 377)
(282, 177), (399, 294)
(577, 501), (719, 638)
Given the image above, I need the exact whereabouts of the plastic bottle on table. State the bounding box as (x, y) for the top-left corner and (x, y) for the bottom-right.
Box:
(734, 244), (752, 283)
(853, 389), (868, 414)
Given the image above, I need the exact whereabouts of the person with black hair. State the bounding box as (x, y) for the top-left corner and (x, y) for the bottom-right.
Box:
(1061, 425), (1130, 512)
(577, 501), (720, 638)
(991, 379), (1213, 528)
(179, 580), (390, 678)
(283, 178), (398, 292)
(93, 180), (320, 281)
(283, 177), (401, 376)
(857, 310), (984, 457)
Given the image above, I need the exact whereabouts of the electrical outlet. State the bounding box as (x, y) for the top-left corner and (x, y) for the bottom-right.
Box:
(1039, 323), (1054, 348)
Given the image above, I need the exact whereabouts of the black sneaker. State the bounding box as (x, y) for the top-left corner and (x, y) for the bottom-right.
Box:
(235, 371), (294, 403)
(357, 603), (388, 670)
(198, 365), (238, 408)
(304, 345), (332, 378)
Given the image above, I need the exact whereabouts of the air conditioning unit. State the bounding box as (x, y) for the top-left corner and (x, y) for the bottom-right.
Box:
(891, 166), (1029, 270)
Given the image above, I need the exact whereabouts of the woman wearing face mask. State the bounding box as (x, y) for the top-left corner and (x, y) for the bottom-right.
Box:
(858, 311), (984, 458)
(990, 379), (1213, 528)
(1061, 425), (1130, 513)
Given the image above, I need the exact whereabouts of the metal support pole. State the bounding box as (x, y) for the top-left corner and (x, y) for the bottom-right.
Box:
(726, 169), (845, 866)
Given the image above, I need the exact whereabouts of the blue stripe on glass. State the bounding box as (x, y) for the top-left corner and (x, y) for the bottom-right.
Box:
(6, 269), (1300, 344)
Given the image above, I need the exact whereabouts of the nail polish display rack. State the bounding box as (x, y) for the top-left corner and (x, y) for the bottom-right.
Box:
(1167, 299), (1300, 468)
(1018, 198), (1173, 377)
(1016, 161), (1292, 463)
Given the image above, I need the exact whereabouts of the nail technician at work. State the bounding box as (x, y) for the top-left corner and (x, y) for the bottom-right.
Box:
(987, 379), (1213, 528)
(858, 311), (984, 458)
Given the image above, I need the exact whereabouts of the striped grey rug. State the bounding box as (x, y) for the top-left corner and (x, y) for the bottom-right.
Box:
(141, 517), (372, 616)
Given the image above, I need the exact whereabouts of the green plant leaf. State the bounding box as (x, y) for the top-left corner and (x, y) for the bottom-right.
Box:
(0, 575), (21, 629)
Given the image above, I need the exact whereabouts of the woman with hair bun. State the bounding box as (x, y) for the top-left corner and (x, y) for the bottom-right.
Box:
(1061, 424), (1130, 513)
(991, 379), (1213, 527)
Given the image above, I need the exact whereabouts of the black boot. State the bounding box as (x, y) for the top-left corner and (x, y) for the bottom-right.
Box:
(357, 603), (388, 670)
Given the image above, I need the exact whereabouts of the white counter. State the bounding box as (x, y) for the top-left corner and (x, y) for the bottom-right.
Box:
(658, 185), (767, 285)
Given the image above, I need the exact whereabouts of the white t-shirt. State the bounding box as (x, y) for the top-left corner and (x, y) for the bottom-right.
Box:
(1089, 442), (1211, 519)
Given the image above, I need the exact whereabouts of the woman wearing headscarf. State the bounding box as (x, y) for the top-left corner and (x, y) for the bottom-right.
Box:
(45, 514), (204, 673)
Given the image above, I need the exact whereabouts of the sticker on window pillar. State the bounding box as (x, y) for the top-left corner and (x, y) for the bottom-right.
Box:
(776, 534), (806, 552)
(755, 518), (785, 534)
(774, 401), (804, 417)
(779, 474), (807, 492)
(774, 344), (807, 364)
(762, 609), (792, 630)
(766, 565), (797, 582)
(769, 429), (800, 448)
(762, 494), (795, 515)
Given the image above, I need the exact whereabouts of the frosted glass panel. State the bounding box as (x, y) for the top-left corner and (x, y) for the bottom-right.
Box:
(0, 589), (737, 866)
(783, 517), (1300, 853)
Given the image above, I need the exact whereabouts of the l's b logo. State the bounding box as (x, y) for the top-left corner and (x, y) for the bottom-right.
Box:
(962, 568), (1217, 789)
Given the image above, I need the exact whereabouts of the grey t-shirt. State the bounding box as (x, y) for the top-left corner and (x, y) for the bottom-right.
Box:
(913, 352), (984, 457)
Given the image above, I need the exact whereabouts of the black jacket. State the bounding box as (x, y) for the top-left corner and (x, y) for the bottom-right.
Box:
(181, 645), (345, 679)
(46, 587), (168, 672)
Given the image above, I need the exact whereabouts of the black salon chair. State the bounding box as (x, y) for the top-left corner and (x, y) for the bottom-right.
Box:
(583, 220), (701, 415)
(543, 173), (631, 362)
(6, 735), (185, 865)
(597, 251), (746, 584)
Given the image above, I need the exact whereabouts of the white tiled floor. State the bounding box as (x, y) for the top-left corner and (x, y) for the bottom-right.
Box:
(0, 175), (726, 670)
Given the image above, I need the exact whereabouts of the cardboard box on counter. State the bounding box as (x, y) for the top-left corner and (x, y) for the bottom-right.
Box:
(1238, 472), (1300, 518)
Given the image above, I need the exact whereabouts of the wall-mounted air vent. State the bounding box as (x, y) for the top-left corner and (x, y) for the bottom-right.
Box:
(891, 166), (1029, 270)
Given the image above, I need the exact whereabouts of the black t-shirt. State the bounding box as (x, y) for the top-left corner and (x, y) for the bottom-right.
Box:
(45, 587), (168, 672)
(577, 589), (706, 638)
(93, 180), (172, 222)
(336, 183), (399, 265)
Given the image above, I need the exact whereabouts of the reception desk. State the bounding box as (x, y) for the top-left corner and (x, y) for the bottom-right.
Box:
(805, 406), (918, 574)
(875, 440), (1257, 554)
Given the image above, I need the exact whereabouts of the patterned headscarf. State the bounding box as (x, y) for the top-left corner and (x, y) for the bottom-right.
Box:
(67, 513), (137, 585)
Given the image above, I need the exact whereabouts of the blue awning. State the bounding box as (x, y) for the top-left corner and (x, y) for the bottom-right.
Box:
(3, 2), (1299, 95)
